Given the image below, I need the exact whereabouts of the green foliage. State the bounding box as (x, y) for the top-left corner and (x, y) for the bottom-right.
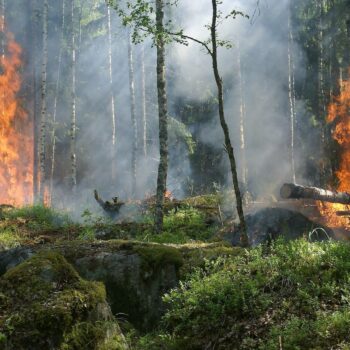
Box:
(78, 226), (96, 241)
(168, 117), (196, 154)
(4, 205), (72, 231)
(0, 228), (21, 250)
(138, 207), (217, 244)
(141, 240), (350, 349)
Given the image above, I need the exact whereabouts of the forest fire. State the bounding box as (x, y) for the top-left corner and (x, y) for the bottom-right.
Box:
(317, 67), (350, 229)
(0, 21), (33, 206)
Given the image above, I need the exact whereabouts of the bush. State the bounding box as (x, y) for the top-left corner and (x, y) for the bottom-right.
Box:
(145, 240), (350, 349)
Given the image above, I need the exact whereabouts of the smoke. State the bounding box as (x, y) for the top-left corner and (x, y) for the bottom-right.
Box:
(168, 0), (308, 198)
(6, 0), (312, 214)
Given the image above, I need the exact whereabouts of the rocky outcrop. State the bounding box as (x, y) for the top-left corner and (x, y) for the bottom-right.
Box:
(0, 241), (238, 332)
(0, 251), (128, 350)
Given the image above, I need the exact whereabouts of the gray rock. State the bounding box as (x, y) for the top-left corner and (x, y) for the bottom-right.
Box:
(0, 247), (33, 276)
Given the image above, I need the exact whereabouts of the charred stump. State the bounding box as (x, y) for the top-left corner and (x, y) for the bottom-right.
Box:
(94, 190), (125, 215)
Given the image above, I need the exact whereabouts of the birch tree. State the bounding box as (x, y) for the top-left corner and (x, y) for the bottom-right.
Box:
(107, 4), (117, 179)
(236, 41), (247, 190)
(128, 30), (137, 198)
(140, 45), (148, 157)
(38, 0), (48, 203)
(176, 0), (249, 245)
(49, 0), (66, 201)
(70, 0), (77, 192)
(108, 0), (170, 232)
(288, 6), (296, 183)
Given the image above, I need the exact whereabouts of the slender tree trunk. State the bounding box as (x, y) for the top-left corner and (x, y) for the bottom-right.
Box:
(70, 0), (77, 192)
(31, 0), (39, 202)
(318, 0), (327, 183)
(128, 30), (137, 197)
(107, 5), (117, 180)
(141, 45), (147, 157)
(154, 0), (169, 233)
(288, 8), (296, 183)
(49, 0), (65, 203)
(211, 0), (247, 246)
(237, 41), (247, 189)
(38, 0), (48, 203)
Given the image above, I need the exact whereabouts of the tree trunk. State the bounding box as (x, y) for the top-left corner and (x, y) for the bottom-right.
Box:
(38, 0), (48, 203)
(318, 0), (327, 183)
(141, 45), (147, 157)
(128, 30), (137, 197)
(154, 0), (169, 233)
(236, 41), (247, 189)
(30, 0), (40, 202)
(107, 5), (117, 180)
(280, 183), (350, 204)
(288, 8), (296, 183)
(49, 0), (65, 203)
(70, 0), (77, 192)
(211, 0), (247, 246)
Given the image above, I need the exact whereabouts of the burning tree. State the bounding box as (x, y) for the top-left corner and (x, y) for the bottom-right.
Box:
(0, 20), (33, 206)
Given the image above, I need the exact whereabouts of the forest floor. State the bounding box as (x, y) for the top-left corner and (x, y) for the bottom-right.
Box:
(1, 200), (350, 349)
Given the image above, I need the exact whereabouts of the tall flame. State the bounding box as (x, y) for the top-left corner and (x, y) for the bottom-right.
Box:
(318, 67), (350, 229)
(0, 21), (33, 206)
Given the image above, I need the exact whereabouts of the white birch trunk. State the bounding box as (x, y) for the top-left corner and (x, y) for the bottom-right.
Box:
(70, 0), (77, 192)
(141, 45), (147, 157)
(38, 0), (48, 202)
(49, 0), (65, 202)
(237, 41), (247, 188)
(107, 5), (117, 179)
(128, 31), (137, 197)
(288, 9), (296, 183)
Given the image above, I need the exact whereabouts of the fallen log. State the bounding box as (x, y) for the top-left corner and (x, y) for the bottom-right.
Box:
(280, 183), (350, 205)
(336, 211), (350, 216)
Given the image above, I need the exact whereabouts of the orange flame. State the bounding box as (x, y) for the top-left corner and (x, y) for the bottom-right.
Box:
(0, 21), (33, 206)
(318, 67), (350, 229)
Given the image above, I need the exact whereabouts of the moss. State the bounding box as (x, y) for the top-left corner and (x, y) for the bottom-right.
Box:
(0, 251), (124, 350)
(134, 244), (184, 271)
(61, 321), (127, 350)
(178, 242), (243, 278)
(182, 194), (222, 207)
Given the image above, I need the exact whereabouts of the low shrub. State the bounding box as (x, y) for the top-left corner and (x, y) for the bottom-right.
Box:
(138, 240), (350, 349)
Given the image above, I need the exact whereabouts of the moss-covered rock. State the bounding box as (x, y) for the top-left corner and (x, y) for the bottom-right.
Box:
(0, 240), (241, 333)
(0, 251), (128, 350)
(58, 241), (183, 331)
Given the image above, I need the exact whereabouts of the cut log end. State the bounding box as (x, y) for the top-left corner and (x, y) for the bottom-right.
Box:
(280, 183), (294, 199)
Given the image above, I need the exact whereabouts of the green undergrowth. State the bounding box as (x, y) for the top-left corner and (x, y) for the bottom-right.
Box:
(0, 251), (126, 349)
(4, 205), (72, 230)
(133, 239), (350, 349)
(0, 197), (221, 248)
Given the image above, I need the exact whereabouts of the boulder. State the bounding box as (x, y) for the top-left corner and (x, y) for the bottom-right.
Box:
(0, 241), (239, 332)
(0, 251), (128, 350)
